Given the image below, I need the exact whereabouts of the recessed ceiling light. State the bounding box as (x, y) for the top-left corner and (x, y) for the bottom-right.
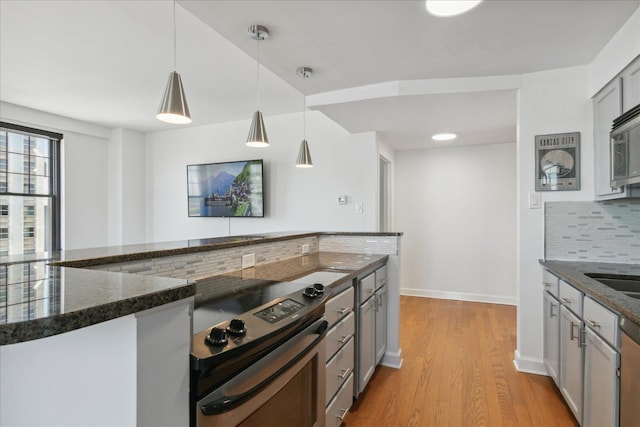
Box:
(432, 133), (457, 141)
(425, 0), (483, 17)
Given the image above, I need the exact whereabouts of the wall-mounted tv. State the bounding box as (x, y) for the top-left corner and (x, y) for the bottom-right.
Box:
(187, 159), (264, 218)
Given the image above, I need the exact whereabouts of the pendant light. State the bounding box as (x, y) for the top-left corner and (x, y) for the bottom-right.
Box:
(295, 67), (313, 168)
(157, 0), (191, 124)
(246, 25), (270, 147)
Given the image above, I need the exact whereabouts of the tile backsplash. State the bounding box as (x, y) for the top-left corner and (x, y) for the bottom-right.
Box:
(545, 200), (640, 263)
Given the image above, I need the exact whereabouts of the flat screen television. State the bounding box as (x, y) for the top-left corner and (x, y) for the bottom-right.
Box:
(187, 159), (264, 217)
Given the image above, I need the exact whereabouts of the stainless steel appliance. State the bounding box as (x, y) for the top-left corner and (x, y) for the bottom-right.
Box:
(190, 277), (330, 427)
(610, 103), (640, 188)
(619, 315), (640, 427)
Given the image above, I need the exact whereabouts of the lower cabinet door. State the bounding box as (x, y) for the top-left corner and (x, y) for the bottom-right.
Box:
(559, 305), (583, 424)
(375, 285), (387, 364)
(583, 327), (619, 427)
(543, 291), (560, 386)
(358, 296), (376, 395)
(326, 373), (354, 427)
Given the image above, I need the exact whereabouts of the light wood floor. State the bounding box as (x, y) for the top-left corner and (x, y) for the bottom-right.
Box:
(344, 296), (578, 427)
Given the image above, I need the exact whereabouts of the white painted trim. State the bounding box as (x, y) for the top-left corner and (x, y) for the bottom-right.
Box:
(401, 288), (517, 306)
(513, 350), (548, 375)
(380, 349), (403, 369)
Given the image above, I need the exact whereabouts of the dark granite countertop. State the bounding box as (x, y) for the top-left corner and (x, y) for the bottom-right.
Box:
(0, 230), (394, 345)
(0, 231), (402, 268)
(539, 260), (640, 325)
(0, 261), (194, 345)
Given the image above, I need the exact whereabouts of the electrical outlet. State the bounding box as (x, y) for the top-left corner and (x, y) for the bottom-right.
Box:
(356, 202), (363, 214)
(242, 253), (256, 269)
(301, 244), (310, 255)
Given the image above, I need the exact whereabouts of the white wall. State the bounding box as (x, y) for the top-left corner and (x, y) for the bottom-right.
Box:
(109, 128), (146, 246)
(515, 65), (593, 373)
(62, 131), (110, 249)
(395, 142), (517, 304)
(144, 111), (378, 242)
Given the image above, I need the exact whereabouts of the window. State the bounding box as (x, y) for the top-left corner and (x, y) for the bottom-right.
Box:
(0, 122), (61, 255)
(0, 228), (8, 239)
(24, 227), (35, 238)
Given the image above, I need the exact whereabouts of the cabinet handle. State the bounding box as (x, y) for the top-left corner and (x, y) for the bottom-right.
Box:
(338, 368), (350, 379)
(550, 302), (557, 318)
(570, 321), (579, 341)
(337, 335), (350, 344)
(380, 279), (387, 286)
(585, 319), (600, 329)
(378, 294), (383, 308)
(337, 408), (349, 421)
(580, 329), (586, 348)
(368, 288), (376, 294)
(543, 283), (551, 287)
(337, 307), (350, 315)
(561, 297), (572, 304)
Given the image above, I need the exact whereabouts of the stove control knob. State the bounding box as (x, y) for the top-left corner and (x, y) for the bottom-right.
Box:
(313, 283), (325, 294)
(226, 319), (247, 336)
(206, 327), (228, 346)
(303, 287), (317, 298)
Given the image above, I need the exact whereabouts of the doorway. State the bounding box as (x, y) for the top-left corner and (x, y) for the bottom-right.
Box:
(379, 156), (391, 232)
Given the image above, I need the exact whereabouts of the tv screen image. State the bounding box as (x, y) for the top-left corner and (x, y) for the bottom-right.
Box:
(187, 159), (264, 217)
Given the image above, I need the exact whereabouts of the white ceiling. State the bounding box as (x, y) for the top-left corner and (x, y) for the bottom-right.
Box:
(1, 0), (638, 150)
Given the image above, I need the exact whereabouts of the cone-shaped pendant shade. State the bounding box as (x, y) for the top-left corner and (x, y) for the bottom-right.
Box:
(157, 71), (191, 124)
(295, 139), (313, 168)
(246, 110), (269, 147)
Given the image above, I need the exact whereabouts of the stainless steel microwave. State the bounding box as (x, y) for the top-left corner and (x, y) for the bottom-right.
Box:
(611, 103), (640, 187)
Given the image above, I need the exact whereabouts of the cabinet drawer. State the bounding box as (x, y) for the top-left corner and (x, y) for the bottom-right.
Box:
(325, 372), (354, 427)
(326, 337), (354, 405)
(326, 311), (355, 362)
(359, 272), (376, 303)
(543, 270), (559, 297)
(325, 287), (354, 327)
(584, 296), (619, 347)
(375, 265), (387, 290)
(559, 280), (583, 316)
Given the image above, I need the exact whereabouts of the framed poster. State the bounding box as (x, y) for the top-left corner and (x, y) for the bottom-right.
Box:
(535, 132), (580, 191)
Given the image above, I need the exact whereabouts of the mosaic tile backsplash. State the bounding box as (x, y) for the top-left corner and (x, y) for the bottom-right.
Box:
(545, 200), (640, 263)
(319, 235), (400, 255)
(90, 237), (319, 280)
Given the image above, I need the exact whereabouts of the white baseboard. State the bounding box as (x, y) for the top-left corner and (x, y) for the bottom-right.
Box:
(380, 349), (403, 369)
(401, 288), (516, 306)
(513, 350), (548, 375)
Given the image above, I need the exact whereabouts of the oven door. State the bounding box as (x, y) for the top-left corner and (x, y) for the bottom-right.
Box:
(196, 318), (328, 427)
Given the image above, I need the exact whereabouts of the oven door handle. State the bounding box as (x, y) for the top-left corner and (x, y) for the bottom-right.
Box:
(200, 319), (328, 416)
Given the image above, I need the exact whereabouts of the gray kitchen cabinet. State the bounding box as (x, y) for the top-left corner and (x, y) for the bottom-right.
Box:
(324, 287), (355, 414)
(357, 265), (388, 395)
(543, 290), (561, 386)
(621, 55), (640, 112)
(593, 77), (624, 199)
(375, 284), (388, 364)
(583, 326), (619, 427)
(559, 305), (583, 424)
(358, 291), (376, 394)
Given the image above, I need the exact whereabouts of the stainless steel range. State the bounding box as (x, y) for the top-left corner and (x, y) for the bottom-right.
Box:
(190, 277), (331, 427)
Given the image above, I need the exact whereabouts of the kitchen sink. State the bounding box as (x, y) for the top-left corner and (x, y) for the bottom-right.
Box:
(585, 273), (640, 300)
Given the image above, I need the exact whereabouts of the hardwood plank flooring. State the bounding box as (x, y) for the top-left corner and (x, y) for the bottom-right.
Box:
(344, 296), (578, 427)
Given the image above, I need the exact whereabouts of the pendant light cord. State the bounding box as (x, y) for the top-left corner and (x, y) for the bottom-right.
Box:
(256, 38), (260, 110)
(303, 74), (306, 140)
(172, 0), (176, 70)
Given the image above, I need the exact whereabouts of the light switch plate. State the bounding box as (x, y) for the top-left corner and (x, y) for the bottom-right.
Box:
(338, 195), (347, 205)
(528, 192), (541, 209)
(242, 253), (256, 268)
(356, 202), (363, 214)
(301, 244), (310, 254)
